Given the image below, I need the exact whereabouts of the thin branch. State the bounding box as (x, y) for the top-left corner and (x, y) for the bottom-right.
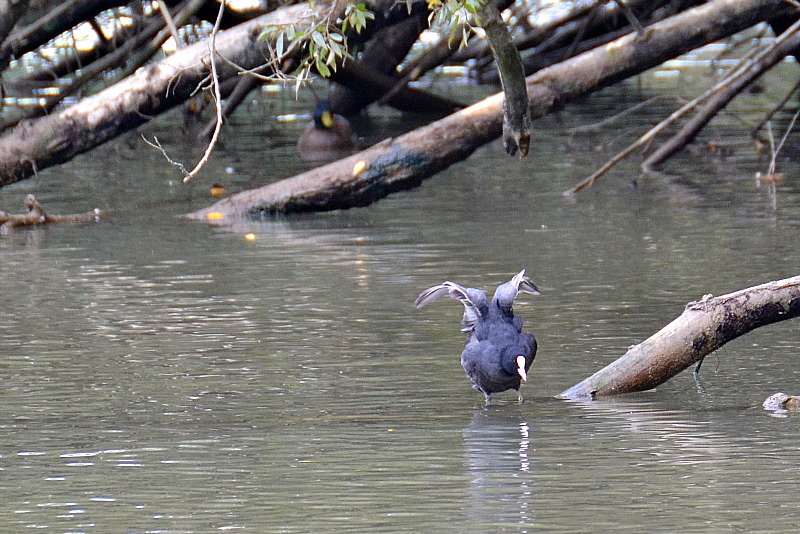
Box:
(184, 0), (226, 182)
(565, 96), (683, 134)
(751, 78), (800, 137)
(156, 0), (184, 49)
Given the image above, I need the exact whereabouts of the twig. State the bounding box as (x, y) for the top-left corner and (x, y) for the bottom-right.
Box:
(156, 0), (184, 50)
(765, 106), (800, 175)
(183, 0), (226, 182)
(751, 78), (800, 137)
(142, 135), (191, 178)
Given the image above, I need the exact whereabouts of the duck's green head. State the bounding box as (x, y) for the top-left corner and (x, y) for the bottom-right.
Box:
(313, 101), (335, 130)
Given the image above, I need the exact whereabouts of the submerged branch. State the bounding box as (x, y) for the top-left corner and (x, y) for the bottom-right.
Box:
(0, 194), (102, 234)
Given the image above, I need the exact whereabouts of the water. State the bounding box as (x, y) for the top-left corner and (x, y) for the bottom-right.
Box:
(1, 70), (799, 532)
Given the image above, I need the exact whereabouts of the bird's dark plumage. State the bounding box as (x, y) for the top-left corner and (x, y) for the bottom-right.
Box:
(415, 270), (540, 404)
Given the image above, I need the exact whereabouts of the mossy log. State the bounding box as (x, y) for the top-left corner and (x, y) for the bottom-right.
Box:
(560, 276), (800, 400)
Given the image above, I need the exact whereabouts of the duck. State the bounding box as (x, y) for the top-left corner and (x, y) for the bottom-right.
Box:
(297, 101), (355, 161)
(415, 270), (540, 404)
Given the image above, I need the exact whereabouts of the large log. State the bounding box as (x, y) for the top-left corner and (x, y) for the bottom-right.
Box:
(560, 276), (800, 400)
(187, 0), (791, 219)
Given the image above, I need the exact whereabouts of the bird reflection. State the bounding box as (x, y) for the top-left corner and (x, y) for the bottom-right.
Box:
(463, 408), (535, 531)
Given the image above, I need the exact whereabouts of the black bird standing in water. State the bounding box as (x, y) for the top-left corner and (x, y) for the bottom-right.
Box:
(415, 270), (540, 404)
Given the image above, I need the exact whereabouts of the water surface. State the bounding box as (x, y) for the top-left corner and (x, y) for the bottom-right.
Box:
(1, 70), (799, 532)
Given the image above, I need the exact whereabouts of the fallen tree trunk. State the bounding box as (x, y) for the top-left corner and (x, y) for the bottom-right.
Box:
(560, 275), (800, 400)
(186, 0), (791, 219)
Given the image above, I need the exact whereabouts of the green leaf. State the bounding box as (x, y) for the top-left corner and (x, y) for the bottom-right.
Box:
(311, 30), (327, 49)
(316, 59), (331, 77)
(328, 40), (343, 56)
(286, 25), (296, 40)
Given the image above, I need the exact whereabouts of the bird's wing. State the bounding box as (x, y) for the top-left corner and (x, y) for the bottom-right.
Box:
(414, 281), (485, 333)
(511, 269), (541, 297)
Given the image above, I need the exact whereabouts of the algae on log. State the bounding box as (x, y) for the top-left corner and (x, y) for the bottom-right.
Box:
(560, 276), (800, 400)
(186, 0), (791, 219)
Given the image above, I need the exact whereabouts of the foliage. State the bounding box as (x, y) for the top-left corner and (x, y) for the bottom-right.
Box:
(258, 2), (374, 84)
(426, 0), (486, 47)
(259, 0), (486, 84)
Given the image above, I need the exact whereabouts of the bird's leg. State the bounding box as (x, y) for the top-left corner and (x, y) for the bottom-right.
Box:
(484, 393), (493, 406)
(693, 356), (705, 377)
(516, 391), (524, 404)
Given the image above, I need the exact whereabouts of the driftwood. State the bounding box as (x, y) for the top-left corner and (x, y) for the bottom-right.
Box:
(0, 194), (102, 234)
(560, 276), (800, 400)
(186, 0), (791, 219)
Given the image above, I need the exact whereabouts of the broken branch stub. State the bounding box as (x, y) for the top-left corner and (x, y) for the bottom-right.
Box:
(475, 0), (531, 157)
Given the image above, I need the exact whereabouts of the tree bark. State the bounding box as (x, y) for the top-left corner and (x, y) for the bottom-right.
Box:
(560, 276), (800, 400)
(186, 0), (791, 219)
(0, 0), (29, 49)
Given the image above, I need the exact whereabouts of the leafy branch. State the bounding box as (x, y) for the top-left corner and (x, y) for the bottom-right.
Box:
(258, 1), (374, 84)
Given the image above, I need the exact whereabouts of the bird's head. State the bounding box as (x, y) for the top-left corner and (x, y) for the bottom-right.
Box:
(313, 101), (335, 130)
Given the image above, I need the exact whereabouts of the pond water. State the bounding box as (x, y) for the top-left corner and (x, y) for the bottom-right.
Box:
(1, 66), (800, 532)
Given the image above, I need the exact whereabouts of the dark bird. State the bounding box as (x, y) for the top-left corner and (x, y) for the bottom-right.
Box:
(415, 270), (540, 404)
(297, 100), (355, 161)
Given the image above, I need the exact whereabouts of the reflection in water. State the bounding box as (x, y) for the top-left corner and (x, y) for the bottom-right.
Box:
(464, 408), (534, 532)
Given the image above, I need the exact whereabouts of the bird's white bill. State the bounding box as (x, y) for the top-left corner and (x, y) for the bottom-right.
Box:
(516, 355), (527, 381)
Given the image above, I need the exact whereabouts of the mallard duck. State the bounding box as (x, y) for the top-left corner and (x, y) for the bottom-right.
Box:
(415, 270), (541, 404)
(297, 101), (355, 160)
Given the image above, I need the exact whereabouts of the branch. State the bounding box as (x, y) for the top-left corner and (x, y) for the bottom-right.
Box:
(184, 0), (226, 182)
(564, 17), (800, 195)
(560, 275), (800, 400)
(475, 0), (531, 157)
(641, 17), (800, 171)
(0, 1), (326, 187)
(0, 194), (102, 234)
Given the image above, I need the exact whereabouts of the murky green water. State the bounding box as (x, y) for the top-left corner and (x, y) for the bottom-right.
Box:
(1, 67), (799, 532)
